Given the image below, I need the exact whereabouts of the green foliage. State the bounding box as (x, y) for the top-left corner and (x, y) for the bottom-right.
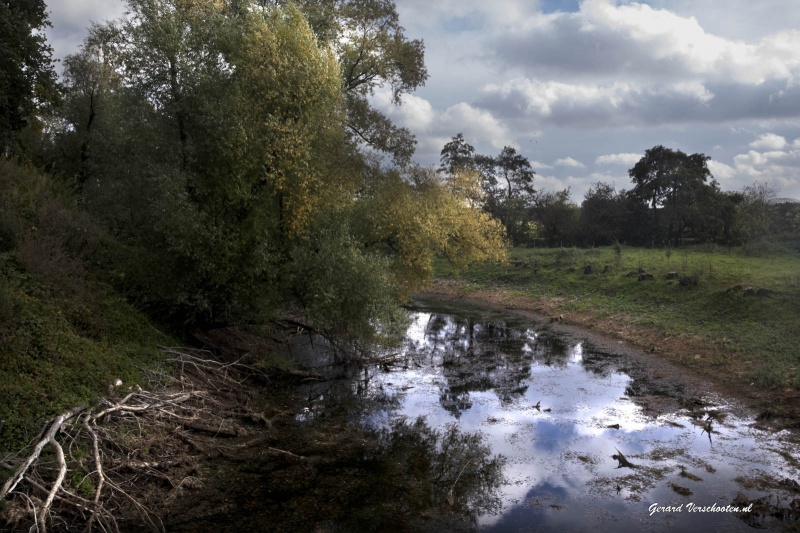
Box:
(53, 1), (347, 326)
(532, 189), (580, 246)
(0, 160), (172, 453)
(628, 145), (719, 245)
(438, 134), (537, 245)
(0, 0), (60, 154)
(333, 0), (428, 165)
(284, 215), (401, 339)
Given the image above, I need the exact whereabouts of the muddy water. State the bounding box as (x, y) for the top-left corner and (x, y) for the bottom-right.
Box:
(303, 298), (800, 532)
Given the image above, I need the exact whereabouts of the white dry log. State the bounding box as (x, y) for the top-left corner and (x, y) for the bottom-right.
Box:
(37, 435), (67, 533)
(0, 408), (81, 499)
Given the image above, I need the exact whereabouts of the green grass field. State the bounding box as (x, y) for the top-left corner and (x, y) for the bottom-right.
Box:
(436, 244), (800, 390)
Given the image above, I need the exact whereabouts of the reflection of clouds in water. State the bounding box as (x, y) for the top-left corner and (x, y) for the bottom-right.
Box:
(369, 307), (796, 532)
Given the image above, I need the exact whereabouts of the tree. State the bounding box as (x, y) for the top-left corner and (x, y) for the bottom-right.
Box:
(61, 0), (345, 326)
(268, 0), (426, 166)
(533, 189), (579, 246)
(0, 0), (60, 155)
(485, 146), (535, 245)
(439, 133), (476, 176)
(732, 181), (778, 243)
(629, 145), (713, 244)
(580, 182), (626, 245)
(437, 136), (538, 245)
(57, 39), (123, 196)
(51, 0), (504, 338)
(495, 146), (535, 200)
(353, 164), (506, 294)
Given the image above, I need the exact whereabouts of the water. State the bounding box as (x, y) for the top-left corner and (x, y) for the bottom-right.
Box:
(303, 298), (799, 532)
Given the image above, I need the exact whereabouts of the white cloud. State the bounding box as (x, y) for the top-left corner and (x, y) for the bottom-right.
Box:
(749, 133), (787, 150)
(595, 153), (641, 166)
(378, 91), (435, 132)
(477, 78), (716, 127)
(491, 0), (800, 86)
(439, 103), (513, 150)
(554, 157), (586, 168)
(707, 160), (736, 180)
(711, 142), (800, 198)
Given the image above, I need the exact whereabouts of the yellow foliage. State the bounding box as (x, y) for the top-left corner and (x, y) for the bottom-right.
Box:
(358, 166), (507, 295)
(224, 4), (344, 237)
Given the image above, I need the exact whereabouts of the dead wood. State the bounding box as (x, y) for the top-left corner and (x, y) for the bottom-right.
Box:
(612, 447), (636, 468)
(0, 349), (274, 532)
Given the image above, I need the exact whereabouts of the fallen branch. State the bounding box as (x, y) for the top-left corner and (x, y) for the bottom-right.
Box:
(267, 447), (306, 461)
(1, 407), (83, 499)
(0, 346), (275, 532)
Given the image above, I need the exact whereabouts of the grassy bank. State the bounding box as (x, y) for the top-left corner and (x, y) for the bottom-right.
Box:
(0, 252), (173, 452)
(435, 244), (800, 391)
(0, 161), (176, 453)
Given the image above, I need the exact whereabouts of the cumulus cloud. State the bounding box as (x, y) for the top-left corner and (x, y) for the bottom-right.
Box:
(708, 142), (800, 198)
(554, 157), (586, 168)
(475, 78), (723, 127)
(490, 0), (800, 85)
(595, 153), (642, 165)
(377, 91), (435, 132)
(439, 103), (514, 150)
(749, 133), (787, 150)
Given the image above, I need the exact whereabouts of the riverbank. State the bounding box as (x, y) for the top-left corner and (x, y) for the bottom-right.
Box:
(429, 245), (800, 433)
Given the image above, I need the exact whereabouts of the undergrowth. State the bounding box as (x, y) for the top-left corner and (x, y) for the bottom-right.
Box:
(0, 160), (174, 453)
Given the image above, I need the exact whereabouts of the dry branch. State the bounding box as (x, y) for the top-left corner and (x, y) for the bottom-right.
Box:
(1, 407), (83, 499)
(1, 347), (275, 532)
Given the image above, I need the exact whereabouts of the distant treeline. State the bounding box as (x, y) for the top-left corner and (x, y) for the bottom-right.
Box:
(439, 135), (800, 249)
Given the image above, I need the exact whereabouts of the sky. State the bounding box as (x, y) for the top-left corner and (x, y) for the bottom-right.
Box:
(45, 0), (800, 202)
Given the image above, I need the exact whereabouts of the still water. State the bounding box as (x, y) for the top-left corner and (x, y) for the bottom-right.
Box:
(295, 299), (799, 532)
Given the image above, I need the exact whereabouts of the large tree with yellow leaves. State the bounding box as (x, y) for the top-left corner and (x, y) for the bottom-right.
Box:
(56, 0), (505, 335)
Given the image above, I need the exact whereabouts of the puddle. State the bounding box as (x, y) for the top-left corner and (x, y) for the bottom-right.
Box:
(296, 298), (800, 531)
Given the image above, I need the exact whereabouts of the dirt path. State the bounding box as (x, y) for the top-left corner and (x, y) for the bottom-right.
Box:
(418, 279), (800, 438)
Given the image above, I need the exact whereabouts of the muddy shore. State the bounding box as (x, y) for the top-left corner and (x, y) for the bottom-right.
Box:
(418, 279), (800, 437)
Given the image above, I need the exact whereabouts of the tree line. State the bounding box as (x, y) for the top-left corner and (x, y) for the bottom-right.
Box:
(1, 0), (505, 340)
(439, 134), (800, 248)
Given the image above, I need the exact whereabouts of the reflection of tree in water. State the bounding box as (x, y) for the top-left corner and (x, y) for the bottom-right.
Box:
(352, 417), (506, 531)
(413, 313), (583, 416)
(579, 348), (622, 377)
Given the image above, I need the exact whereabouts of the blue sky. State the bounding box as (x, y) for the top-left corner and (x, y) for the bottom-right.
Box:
(46, 0), (800, 201)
